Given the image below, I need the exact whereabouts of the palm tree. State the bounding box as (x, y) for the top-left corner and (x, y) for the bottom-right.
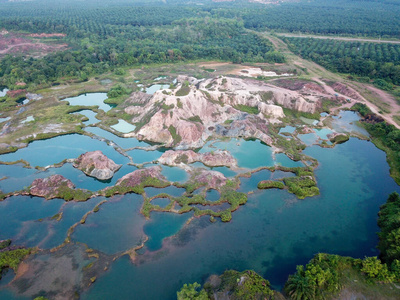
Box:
(284, 266), (315, 300)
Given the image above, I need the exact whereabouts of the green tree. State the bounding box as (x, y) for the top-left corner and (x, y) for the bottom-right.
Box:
(177, 282), (208, 300)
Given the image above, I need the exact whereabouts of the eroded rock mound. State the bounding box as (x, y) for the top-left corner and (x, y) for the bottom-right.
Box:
(123, 75), (332, 148)
(159, 149), (237, 168)
(116, 166), (168, 187)
(30, 174), (75, 199)
(190, 169), (227, 189)
(73, 151), (121, 180)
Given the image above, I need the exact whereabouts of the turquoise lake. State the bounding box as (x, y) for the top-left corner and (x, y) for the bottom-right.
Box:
(0, 112), (399, 299)
(80, 138), (400, 299)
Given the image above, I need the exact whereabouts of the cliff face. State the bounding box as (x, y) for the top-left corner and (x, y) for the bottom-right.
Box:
(124, 76), (326, 148)
(73, 151), (121, 180)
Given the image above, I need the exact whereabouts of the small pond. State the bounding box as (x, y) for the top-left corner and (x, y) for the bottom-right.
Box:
(61, 93), (113, 112)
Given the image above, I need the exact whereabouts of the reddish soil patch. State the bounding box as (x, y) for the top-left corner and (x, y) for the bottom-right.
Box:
(6, 89), (26, 98)
(273, 78), (312, 91)
(0, 32), (68, 57)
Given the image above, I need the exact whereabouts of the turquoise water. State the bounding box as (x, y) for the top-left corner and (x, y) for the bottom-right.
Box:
(72, 110), (99, 125)
(111, 119), (136, 133)
(40, 197), (105, 249)
(127, 148), (163, 164)
(82, 138), (400, 300)
(298, 133), (319, 146)
(0, 163), (136, 193)
(0, 134), (128, 167)
(85, 127), (149, 149)
(330, 111), (369, 137)
(314, 128), (333, 140)
(143, 212), (192, 251)
(151, 198), (171, 208)
(200, 139), (274, 169)
(61, 93), (113, 112)
(145, 84), (169, 94)
(275, 153), (303, 168)
(279, 126), (296, 134)
(191, 162), (237, 177)
(0, 196), (64, 244)
(73, 194), (146, 254)
(206, 189), (220, 201)
(161, 166), (188, 183)
(145, 186), (185, 198)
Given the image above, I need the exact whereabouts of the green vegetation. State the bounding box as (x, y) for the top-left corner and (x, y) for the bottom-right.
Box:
(285, 37), (400, 88)
(180, 270), (275, 300)
(176, 82), (191, 97)
(257, 180), (285, 190)
(329, 134), (350, 144)
(377, 192), (400, 266)
(352, 104), (400, 184)
(168, 125), (182, 145)
(177, 282), (208, 300)
(0, 240), (11, 250)
(187, 115), (203, 124)
(0, 242), (32, 279)
(284, 176), (320, 199)
(233, 104), (259, 115)
(107, 84), (130, 98)
(56, 186), (93, 202)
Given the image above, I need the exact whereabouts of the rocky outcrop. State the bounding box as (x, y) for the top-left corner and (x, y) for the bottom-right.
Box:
(189, 169), (227, 189)
(159, 149), (237, 168)
(116, 166), (168, 187)
(258, 103), (285, 120)
(331, 82), (361, 100)
(30, 174), (75, 199)
(124, 76), (328, 148)
(73, 151), (121, 180)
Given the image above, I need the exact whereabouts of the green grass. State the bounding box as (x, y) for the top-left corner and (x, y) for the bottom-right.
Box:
(233, 104), (259, 114)
(257, 180), (285, 189)
(175, 85), (190, 97)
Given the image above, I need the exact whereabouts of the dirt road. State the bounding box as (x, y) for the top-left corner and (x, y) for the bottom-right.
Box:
(277, 33), (400, 44)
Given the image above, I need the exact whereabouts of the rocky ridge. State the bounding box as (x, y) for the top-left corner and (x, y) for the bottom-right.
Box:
(73, 150), (121, 180)
(158, 149), (237, 168)
(124, 76), (330, 148)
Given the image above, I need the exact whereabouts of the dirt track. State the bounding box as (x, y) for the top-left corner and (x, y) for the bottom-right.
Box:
(277, 33), (400, 44)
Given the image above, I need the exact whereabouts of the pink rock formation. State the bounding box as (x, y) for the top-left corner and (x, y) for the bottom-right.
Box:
(30, 174), (75, 199)
(159, 149), (237, 168)
(116, 166), (168, 187)
(190, 169), (227, 189)
(73, 151), (121, 180)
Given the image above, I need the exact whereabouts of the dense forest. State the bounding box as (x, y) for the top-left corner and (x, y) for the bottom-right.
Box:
(284, 37), (400, 88)
(0, 0), (399, 88)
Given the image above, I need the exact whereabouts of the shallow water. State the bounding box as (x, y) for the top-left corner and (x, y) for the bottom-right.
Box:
(161, 165), (188, 183)
(61, 93), (113, 112)
(279, 125), (296, 134)
(127, 148), (163, 164)
(330, 111), (369, 137)
(85, 127), (149, 149)
(143, 212), (192, 251)
(0, 134), (128, 167)
(73, 194), (146, 254)
(145, 84), (169, 94)
(72, 110), (99, 125)
(200, 138), (274, 169)
(111, 119), (136, 133)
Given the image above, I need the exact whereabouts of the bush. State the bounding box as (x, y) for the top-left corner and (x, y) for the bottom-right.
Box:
(257, 180), (284, 189)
